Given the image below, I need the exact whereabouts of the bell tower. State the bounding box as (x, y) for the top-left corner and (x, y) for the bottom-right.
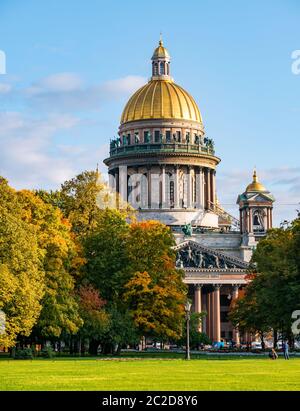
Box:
(237, 170), (275, 260)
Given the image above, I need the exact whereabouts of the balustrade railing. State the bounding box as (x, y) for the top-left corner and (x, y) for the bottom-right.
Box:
(208, 201), (240, 230)
(109, 142), (215, 157)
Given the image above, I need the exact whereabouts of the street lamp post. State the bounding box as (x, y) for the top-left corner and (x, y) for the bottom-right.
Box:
(185, 300), (192, 360)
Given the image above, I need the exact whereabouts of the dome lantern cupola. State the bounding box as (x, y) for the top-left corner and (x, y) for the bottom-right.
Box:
(151, 35), (172, 81)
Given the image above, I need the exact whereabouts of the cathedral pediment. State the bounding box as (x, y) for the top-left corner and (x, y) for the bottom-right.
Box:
(174, 240), (248, 270)
(237, 192), (274, 203)
(250, 193), (274, 202)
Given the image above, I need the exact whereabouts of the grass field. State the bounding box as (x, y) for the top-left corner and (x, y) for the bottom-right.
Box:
(1, 356), (300, 391)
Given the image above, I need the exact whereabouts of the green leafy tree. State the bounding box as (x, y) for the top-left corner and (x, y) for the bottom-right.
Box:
(123, 221), (187, 341)
(82, 208), (136, 354)
(94, 306), (139, 355)
(229, 217), (300, 346)
(83, 208), (130, 301)
(178, 313), (210, 349)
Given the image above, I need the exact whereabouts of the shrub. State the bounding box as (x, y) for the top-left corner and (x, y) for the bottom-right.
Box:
(40, 346), (55, 358)
(14, 348), (33, 360)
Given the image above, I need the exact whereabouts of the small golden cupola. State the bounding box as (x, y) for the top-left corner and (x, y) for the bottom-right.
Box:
(151, 35), (171, 79)
(246, 170), (266, 193)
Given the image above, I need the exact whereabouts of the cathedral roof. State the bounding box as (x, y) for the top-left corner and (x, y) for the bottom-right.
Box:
(120, 39), (202, 125)
(152, 39), (170, 60)
(245, 170), (266, 193)
(120, 79), (202, 124)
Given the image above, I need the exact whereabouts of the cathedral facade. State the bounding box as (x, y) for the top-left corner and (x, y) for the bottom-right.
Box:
(104, 39), (275, 344)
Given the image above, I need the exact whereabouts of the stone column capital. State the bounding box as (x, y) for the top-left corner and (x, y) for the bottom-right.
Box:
(213, 284), (221, 290)
(195, 283), (203, 289)
(232, 284), (240, 290)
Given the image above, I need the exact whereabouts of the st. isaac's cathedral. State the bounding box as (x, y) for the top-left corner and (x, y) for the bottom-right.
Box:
(104, 39), (275, 344)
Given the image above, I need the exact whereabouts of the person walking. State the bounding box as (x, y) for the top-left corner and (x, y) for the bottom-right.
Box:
(283, 341), (290, 360)
(269, 348), (278, 360)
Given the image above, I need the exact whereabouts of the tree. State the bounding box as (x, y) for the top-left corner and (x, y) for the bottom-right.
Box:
(17, 190), (84, 340)
(38, 172), (135, 354)
(229, 284), (271, 345)
(0, 178), (44, 348)
(123, 221), (187, 341)
(77, 285), (109, 354)
(43, 170), (131, 238)
(83, 208), (130, 301)
(96, 306), (140, 355)
(229, 217), (300, 346)
(178, 313), (210, 349)
(82, 208), (137, 354)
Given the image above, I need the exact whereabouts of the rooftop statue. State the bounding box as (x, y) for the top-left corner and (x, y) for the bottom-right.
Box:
(135, 133), (140, 144)
(182, 223), (193, 236)
(144, 132), (151, 143)
(205, 138), (214, 150)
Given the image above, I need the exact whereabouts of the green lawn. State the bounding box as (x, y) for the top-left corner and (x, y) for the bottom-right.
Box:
(1, 356), (300, 391)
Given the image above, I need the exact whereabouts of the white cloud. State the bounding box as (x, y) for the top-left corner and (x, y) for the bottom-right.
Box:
(0, 111), (81, 188)
(27, 72), (83, 94)
(23, 73), (146, 112)
(0, 72), (147, 190)
(102, 75), (146, 94)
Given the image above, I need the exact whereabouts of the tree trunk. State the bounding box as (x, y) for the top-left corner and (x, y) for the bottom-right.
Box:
(81, 339), (86, 356)
(115, 344), (122, 356)
(273, 329), (278, 349)
(69, 336), (74, 355)
(89, 339), (99, 356)
(260, 332), (265, 350)
(102, 342), (113, 355)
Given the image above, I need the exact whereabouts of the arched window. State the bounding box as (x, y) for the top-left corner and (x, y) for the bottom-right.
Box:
(153, 63), (158, 76)
(253, 212), (260, 226)
(160, 61), (165, 75)
(253, 210), (264, 232)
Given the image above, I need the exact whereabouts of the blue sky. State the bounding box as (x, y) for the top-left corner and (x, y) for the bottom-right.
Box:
(0, 0), (299, 225)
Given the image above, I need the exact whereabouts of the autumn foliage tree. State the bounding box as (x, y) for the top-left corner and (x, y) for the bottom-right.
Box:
(39, 170), (131, 238)
(0, 172), (188, 354)
(123, 221), (186, 341)
(0, 178), (44, 348)
(17, 190), (84, 341)
(77, 285), (109, 353)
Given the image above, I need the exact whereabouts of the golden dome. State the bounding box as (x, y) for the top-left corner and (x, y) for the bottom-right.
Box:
(121, 79), (202, 124)
(152, 39), (170, 60)
(246, 170), (266, 192)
